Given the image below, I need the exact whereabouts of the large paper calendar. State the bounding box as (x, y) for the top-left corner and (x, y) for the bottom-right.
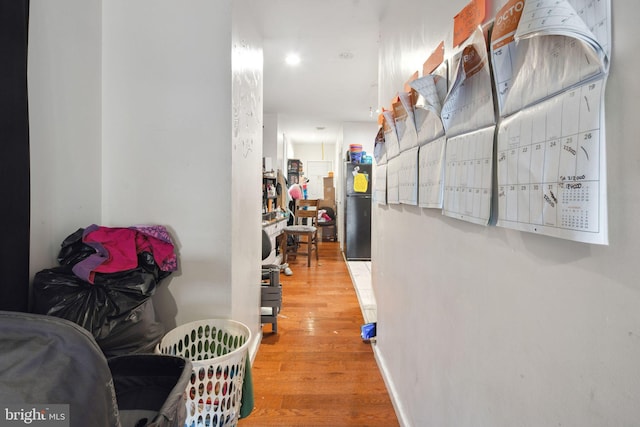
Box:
(441, 26), (496, 225)
(496, 77), (607, 244)
(410, 61), (448, 210)
(371, 0), (610, 244)
(491, 0), (610, 116)
(374, 164), (387, 205)
(443, 126), (494, 225)
(491, 0), (610, 244)
(394, 92), (419, 153)
(418, 136), (446, 209)
(398, 147), (419, 205)
(442, 28), (496, 138)
(386, 156), (400, 205)
(410, 63), (448, 147)
(383, 110), (401, 160)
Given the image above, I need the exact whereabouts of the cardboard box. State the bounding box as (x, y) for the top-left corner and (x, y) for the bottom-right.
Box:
(318, 199), (335, 209)
(323, 176), (334, 189)
(323, 186), (335, 202)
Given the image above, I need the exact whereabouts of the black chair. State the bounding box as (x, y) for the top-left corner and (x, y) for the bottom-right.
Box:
(0, 310), (191, 427)
(261, 229), (282, 333)
(318, 206), (337, 241)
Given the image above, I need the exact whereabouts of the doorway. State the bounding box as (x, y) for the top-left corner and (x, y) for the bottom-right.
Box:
(305, 160), (332, 200)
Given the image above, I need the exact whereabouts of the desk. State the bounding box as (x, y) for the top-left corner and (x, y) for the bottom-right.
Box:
(262, 216), (287, 265)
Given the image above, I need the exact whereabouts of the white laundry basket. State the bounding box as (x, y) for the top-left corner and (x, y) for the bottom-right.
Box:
(157, 319), (251, 427)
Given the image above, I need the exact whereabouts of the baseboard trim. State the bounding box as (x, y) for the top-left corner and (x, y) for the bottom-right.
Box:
(248, 327), (262, 364)
(372, 342), (411, 427)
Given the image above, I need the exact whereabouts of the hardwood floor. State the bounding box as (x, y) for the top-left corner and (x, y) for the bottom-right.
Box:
(240, 241), (399, 427)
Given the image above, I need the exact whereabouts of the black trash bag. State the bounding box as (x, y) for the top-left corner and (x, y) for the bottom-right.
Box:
(57, 227), (94, 266)
(57, 228), (174, 283)
(97, 298), (165, 358)
(32, 252), (161, 341)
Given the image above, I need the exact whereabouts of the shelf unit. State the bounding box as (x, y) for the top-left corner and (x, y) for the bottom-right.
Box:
(262, 173), (277, 215)
(287, 159), (302, 185)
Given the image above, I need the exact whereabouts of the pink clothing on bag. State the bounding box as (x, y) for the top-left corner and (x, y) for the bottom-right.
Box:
(72, 224), (177, 283)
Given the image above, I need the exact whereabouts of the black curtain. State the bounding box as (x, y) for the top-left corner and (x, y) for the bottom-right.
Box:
(0, 0), (30, 311)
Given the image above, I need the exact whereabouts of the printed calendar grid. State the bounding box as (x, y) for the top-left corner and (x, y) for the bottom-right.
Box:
(387, 156), (401, 205)
(443, 127), (495, 225)
(418, 136), (446, 209)
(398, 147), (419, 205)
(374, 164), (388, 205)
(496, 78), (604, 238)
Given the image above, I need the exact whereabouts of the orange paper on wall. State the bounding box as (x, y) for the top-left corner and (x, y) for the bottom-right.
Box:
(453, 0), (486, 47)
(404, 71), (419, 93)
(491, 0), (524, 49)
(423, 41), (445, 75)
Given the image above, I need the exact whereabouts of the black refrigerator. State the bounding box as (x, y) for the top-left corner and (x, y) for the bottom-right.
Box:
(344, 162), (372, 260)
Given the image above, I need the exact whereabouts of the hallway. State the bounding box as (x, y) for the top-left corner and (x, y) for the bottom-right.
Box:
(240, 241), (398, 426)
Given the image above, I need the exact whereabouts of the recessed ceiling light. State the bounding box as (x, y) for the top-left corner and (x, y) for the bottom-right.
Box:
(339, 51), (354, 60)
(285, 53), (301, 66)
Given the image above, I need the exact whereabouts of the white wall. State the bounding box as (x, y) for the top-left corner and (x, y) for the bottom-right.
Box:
(292, 142), (335, 170)
(29, 1), (262, 343)
(102, 0), (262, 335)
(294, 141), (335, 159)
(285, 133), (295, 169)
(28, 0), (103, 279)
(341, 121), (376, 158)
(374, 1), (640, 426)
(264, 113), (286, 175)
(231, 0), (263, 331)
(102, 1), (232, 330)
(263, 113), (278, 170)
(276, 124), (285, 175)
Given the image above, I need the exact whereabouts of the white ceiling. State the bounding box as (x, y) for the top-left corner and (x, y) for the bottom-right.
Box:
(256, 0), (385, 145)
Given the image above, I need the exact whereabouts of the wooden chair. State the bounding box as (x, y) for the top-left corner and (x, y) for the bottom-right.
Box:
(283, 199), (319, 267)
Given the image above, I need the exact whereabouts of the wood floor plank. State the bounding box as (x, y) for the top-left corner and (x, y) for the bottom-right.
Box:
(240, 241), (399, 426)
